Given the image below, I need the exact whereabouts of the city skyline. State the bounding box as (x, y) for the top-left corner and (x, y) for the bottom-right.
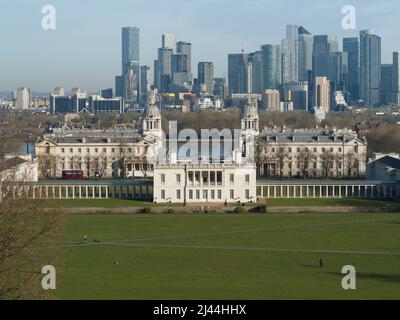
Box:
(1, 0), (400, 92)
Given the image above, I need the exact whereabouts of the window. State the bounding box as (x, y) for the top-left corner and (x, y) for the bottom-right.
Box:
(188, 171), (193, 183)
(245, 189), (250, 199)
(70, 148), (73, 153)
(86, 148), (90, 153)
(196, 190), (200, 200)
(189, 190), (193, 200)
(160, 174), (165, 183)
(95, 148), (99, 153)
(230, 189), (234, 199)
(245, 174), (250, 183)
(211, 190), (215, 199)
(78, 148), (81, 153)
(61, 148), (65, 153)
(229, 174), (234, 183)
(218, 190), (222, 199)
(103, 148), (107, 153)
(176, 174), (181, 183)
(176, 190), (181, 200)
(161, 190), (165, 200)
(203, 190), (208, 200)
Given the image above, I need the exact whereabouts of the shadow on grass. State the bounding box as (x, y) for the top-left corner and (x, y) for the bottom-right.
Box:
(328, 272), (400, 283)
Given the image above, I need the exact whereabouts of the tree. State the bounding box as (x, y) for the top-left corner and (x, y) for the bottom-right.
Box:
(37, 154), (57, 179)
(345, 151), (356, 178)
(254, 140), (267, 178)
(320, 150), (336, 178)
(296, 148), (317, 179)
(0, 160), (62, 299)
(274, 143), (289, 179)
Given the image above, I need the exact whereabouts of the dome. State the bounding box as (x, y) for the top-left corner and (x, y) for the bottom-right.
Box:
(145, 104), (161, 119)
(242, 96), (258, 119)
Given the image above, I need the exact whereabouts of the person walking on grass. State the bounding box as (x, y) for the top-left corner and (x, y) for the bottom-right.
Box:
(319, 259), (325, 268)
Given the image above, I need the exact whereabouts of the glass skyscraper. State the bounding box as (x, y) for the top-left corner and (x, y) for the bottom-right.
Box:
(121, 27), (140, 103)
(281, 24), (299, 84)
(261, 44), (281, 90)
(360, 30), (381, 108)
(122, 27), (140, 75)
(343, 37), (360, 102)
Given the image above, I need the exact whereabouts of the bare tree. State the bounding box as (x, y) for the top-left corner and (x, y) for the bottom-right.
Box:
(296, 148), (317, 179)
(274, 143), (289, 179)
(345, 151), (356, 178)
(320, 150), (336, 178)
(0, 161), (62, 299)
(254, 140), (267, 178)
(37, 154), (57, 179)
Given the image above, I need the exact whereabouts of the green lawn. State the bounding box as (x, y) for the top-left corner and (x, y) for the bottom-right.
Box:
(265, 198), (400, 208)
(42, 198), (400, 209)
(43, 198), (147, 208)
(54, 212), (400, 300)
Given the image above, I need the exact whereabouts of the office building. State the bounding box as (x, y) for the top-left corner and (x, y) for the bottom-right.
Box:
(100, 88), (113, 99)
(198, 62), (214, 94)
(228, 53), (252, 94)
(393, 52), (400, 106)
(314, 76), (330, 112)
(262, 89), (280, 111)
(281, 24), (299, 84)
(298, 27), (314, 82)
(176, 41), (192, 74)
(360, 30), (381, 108)
(261, 44), (281, 90)
(140, 65), (151, 104)
(249, 51), (263, 94)
(380, 64), (393, 105)
(162, 34), (176, 51)
(343, 37), (360, 102)
(284, 81), (308, 110)
(15, 87), (31, 109)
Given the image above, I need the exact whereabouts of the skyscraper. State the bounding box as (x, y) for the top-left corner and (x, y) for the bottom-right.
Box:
(393, 52), (400, 106)
(313, 51), (348, 91)
(360, 30), (381, 108)
(162, 34), (177, 51)
(198, 62), (214, 94)
(261, 44), (281, 90)
(122, 27), (140, 75)
(248, 51), (263, 94)
(281, 24), (299, 84)
(314, 76), (330, 113)
(121, 27), (140, 103)
(343, 37), (360, 102)
(15, 87), (31, 109)
(380, 64), (393, 105)
(228, 53), (252, 94)
(298, 27), (314, 82)
(177, 41), (192, 74)
(158, 47), (173, 93)
(313, 35), (330, 55)
(140, 65), (151, 104)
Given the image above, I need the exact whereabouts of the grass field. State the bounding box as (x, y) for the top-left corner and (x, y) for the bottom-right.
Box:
(43, 198), (400, 208)
(54, 212), (400, 300)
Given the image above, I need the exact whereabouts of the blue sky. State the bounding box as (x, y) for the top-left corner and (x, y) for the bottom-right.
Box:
(0, 0), (399, 92)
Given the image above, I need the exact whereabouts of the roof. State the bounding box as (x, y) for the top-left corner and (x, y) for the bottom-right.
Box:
(373, 156), (400, 170)
(2, 157), (27, 170)
(258, 132), (360, 144)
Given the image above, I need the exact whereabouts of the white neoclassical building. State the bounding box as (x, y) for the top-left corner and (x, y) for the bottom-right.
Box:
(153, 151), (257, 204)
(36, 96), (163, 179)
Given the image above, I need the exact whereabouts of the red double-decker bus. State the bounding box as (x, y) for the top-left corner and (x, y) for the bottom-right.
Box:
(62, 170), (84, 180)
